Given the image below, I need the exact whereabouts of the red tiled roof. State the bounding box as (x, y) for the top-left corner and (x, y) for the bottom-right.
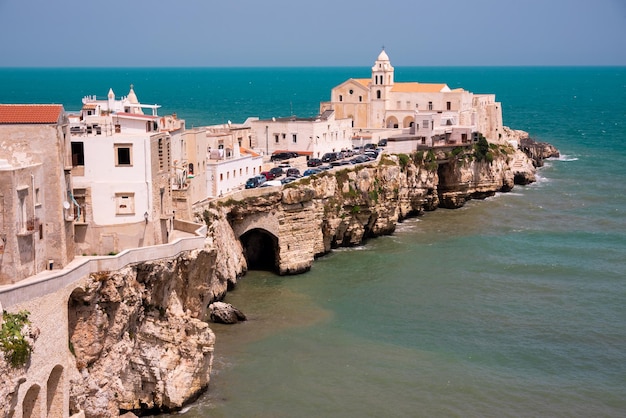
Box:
(0, 104), (64, 124)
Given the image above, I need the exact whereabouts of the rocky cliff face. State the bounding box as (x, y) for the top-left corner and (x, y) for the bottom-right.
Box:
(67, 243), (246, 417)
(199, 140), (543, 275)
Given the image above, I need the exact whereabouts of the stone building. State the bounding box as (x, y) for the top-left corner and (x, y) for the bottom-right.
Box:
(320, 49), (505, 148)
(0, 104), (76, 284)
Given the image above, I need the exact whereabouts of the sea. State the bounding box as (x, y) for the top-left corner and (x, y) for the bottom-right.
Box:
(1, 66), (625, 417)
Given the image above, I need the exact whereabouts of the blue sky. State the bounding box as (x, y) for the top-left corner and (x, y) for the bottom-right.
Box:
(0, 0), (624, 67)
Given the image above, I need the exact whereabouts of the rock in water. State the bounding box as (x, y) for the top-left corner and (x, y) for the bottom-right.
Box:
(209, 302), (247, 324)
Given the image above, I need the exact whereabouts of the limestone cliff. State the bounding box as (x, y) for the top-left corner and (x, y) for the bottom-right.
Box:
(198, 139), (544, 275)
(67, 243), (246, 417)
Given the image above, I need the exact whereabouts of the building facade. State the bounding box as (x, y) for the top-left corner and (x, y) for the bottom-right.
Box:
(0, 104), (75, 284)
(171, 123), (264, 218)
(69, 87), (183, 255)
(248, 110), (353, 159)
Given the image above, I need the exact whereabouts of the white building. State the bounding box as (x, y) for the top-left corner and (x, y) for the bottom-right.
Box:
(248, 110), (353, 159)
(171, 123), (264, 218)
(69, 86), (184, 255)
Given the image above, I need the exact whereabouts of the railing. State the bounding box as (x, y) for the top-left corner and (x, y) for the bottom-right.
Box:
(0, 222), (207, 309)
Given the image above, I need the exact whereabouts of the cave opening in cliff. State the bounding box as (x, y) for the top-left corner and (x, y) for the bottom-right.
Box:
(240, 228), (279, 273)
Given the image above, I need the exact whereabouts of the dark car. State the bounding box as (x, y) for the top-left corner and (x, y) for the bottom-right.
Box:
(321, 152), (339, 163)
(303, 168), (322, 177)
(307, 158), (322, 167)
(270, 152), (298, 162)
(377, 138), (388, 147)
(269, 167), (284, 177)
(245, 176), (262, 189)
(286, 168), (301, 178)
(281, 176), (298, 184)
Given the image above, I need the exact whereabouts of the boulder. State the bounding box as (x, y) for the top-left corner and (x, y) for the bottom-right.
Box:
(208, 302), (247, 324)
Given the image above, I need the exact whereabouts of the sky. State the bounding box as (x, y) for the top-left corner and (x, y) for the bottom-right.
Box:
(0, 0), (625, 67)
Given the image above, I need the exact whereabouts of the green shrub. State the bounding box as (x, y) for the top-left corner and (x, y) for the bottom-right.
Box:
(0, 310), (32, 367)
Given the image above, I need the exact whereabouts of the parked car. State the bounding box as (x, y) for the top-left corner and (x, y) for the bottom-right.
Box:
(286, 168), (301, 177)
(307, 158), (322, 167)
(260, 171), (276, 181)
(321, 152), (339, 163)
(281, 176), (298, 184)
(303, 168), (322, 177)
(269, 167), (284, 177)
(377, 138), (388, 147)
(245, 176), (264, 189)
(260, 180), (282, 187)
(270, 152), (299, 162)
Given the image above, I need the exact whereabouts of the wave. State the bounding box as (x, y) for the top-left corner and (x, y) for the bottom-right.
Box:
(554, 154), (579, 162)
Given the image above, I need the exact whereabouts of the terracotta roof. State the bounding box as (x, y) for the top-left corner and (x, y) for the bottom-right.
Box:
(354, 78), (371, 87)
(82, 103), (98, 110)
(240, 147), (260, 157)
(0, 104), (64, 124)
(391, 82), (449, 93)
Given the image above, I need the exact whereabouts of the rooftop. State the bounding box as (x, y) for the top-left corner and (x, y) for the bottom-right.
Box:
(0, 104), (64, 124)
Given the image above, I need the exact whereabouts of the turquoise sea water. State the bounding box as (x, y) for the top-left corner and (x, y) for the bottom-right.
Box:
(2, 67), (625, 417)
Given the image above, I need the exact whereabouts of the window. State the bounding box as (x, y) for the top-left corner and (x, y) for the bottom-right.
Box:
(71, 142), (84, 166)
(115, 193), (135, 215)
(114, 144), (132, 166)
(377, 90), (381, 99)
(447, 101), (451, 111)
(339, 95), (343, 102)
(292, 134), (297, 143)
(423, 120), (429, 129)
(349, 89), (353, 94)
(428, 102), (433, 110)
(158, 138), (164, 170)
(359, 96), (362, 102)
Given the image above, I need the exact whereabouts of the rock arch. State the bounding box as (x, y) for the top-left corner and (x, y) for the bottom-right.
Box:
(239, 228), (279, 272)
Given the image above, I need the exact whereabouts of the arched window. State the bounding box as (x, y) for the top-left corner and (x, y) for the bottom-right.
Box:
(188, 163), (194, 174)
(339, 95), (343, 102)
(377, 90), (381, 99)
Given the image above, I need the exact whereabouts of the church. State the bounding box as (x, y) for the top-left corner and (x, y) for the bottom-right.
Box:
(320, 49), (505, 149)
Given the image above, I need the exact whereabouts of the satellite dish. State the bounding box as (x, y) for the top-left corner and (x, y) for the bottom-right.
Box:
(63, 201), (71, 210)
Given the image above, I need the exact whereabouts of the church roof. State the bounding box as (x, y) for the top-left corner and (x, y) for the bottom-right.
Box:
(391, 82), (450, 93)
(354, 78), (371, 87)
(0, 104), (64, 124)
